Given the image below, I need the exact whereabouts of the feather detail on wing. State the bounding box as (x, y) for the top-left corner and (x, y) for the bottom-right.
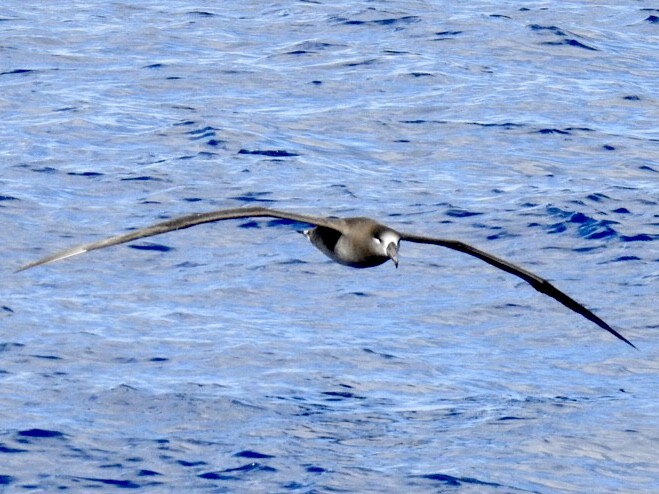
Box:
(400, 233), (637, 349)
(17, 207), (340, 272)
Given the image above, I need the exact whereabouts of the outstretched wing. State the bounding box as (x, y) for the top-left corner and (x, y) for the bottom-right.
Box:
(17, 207), (340, 272)
(400, 232), (637, 349)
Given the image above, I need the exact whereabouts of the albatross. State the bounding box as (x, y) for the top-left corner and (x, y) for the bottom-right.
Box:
(17, 206), (636, 349)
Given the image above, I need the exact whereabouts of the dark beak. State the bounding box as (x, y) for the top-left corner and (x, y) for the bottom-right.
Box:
(386, 243), (399, 269)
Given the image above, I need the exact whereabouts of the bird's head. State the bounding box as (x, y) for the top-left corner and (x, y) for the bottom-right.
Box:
(374, 229), (400, 268)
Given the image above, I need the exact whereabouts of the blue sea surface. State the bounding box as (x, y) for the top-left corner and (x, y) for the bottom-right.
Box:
(1, 1), (658, 492)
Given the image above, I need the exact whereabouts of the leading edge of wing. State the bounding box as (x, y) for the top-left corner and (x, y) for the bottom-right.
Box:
(17, 207), (338, 272)
(399, 232), (637, 349)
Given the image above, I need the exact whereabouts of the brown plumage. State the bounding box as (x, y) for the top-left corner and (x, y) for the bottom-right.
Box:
(17, 206), (636, 349)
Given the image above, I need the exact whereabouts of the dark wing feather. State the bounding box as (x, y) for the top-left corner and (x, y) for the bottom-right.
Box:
(400, 233), (637, 349)
(17, 207), (340, 272)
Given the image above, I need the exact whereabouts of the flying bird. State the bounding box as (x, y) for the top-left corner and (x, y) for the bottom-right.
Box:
(17, 206), (636, 349)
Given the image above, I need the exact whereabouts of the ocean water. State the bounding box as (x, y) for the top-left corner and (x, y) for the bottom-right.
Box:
(1, 1), (658, 492)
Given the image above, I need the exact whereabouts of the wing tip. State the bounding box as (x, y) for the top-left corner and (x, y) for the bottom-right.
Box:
(622, 336), (639, 351)
(15, 247), (89, 273)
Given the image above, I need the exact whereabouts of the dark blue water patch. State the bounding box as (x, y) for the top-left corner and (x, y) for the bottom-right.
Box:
(623, 95), (641, 101)
(0, 195), (18, 201)
(199, 471), (237, 481)
(70, 476), (147, 489)
(149, 357), (169, 362)
(305, 465), (326, 474)
(187, 10), (216, 17)
(174, 120), (195, 127)
(539, 221), (560, 234)
(363, 348), (396, 359)
(0, 68), (36, 76)
(238, 149), (299, 157)
(120, 175), (161, 181)
(183, 197), (203, 202)
(490, 14), (512, 19)
(142, 63), (164, 69)
(470, 121), (524, 129)
(113, 357), (138, 364)
(497, 416), (529, 421)
(573, 245), (600, 252)
(128, 243), (173, 252)
(0, 443), (28, 453)
(645, 15), (659, 23)
(612, 207), (631, 214)
(529, 24), (567, 36)
(582, 222), (618, 240)
(178, 460), (207, 467)
(234, 450), (274, 459)
(30, 354), (62, 360)
(537, 128), (570, 135)
(433, 30), (463, 39)
(238, 220), (260, 229)
(336, 15), (420, 27)
(321, 391), (365, 401)
(409, 72), (433, 77)
(543, 206), (620, 240)
(17, 428), (64, 439)
(206, 138), (225, 147)
(283, 481), (305, 489)
(344, 58), (377, 67)
(199, 462), (276, 481)
(275, 258), (308, 266)
(602, 144), (616, 150)
(174, 261), (205, 269)
(620, 234), (657, 242)
(420, 473), (504, 488)
(188, 126), (218, 141)
(566, 127), (594, 132)
(554, 395), (579, 402)
(542, 39), (598, 50)
(639, 164), (657, 173)
(295, 402), (333, 417)
(285, 41), (336, 55)
(445, 208), (482, 218)
(0, 476), (13, 486)
(569, 212), (590, 223)
(137, 470), (161, 477)
(0, 342), (22, 352)
(31, 166), (58, 174)
(66, 171), (104, 177)
(611, 255), (641, 262)
(229, 192), (275, 203)
(486, 230), (518, 241)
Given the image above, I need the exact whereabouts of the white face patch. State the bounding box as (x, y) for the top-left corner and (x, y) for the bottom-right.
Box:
(377, 230), (400, 255)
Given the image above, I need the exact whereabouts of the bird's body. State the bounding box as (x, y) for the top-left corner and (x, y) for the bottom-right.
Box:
(17, 206), (637, 349)
(305, 218), (400, 268)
